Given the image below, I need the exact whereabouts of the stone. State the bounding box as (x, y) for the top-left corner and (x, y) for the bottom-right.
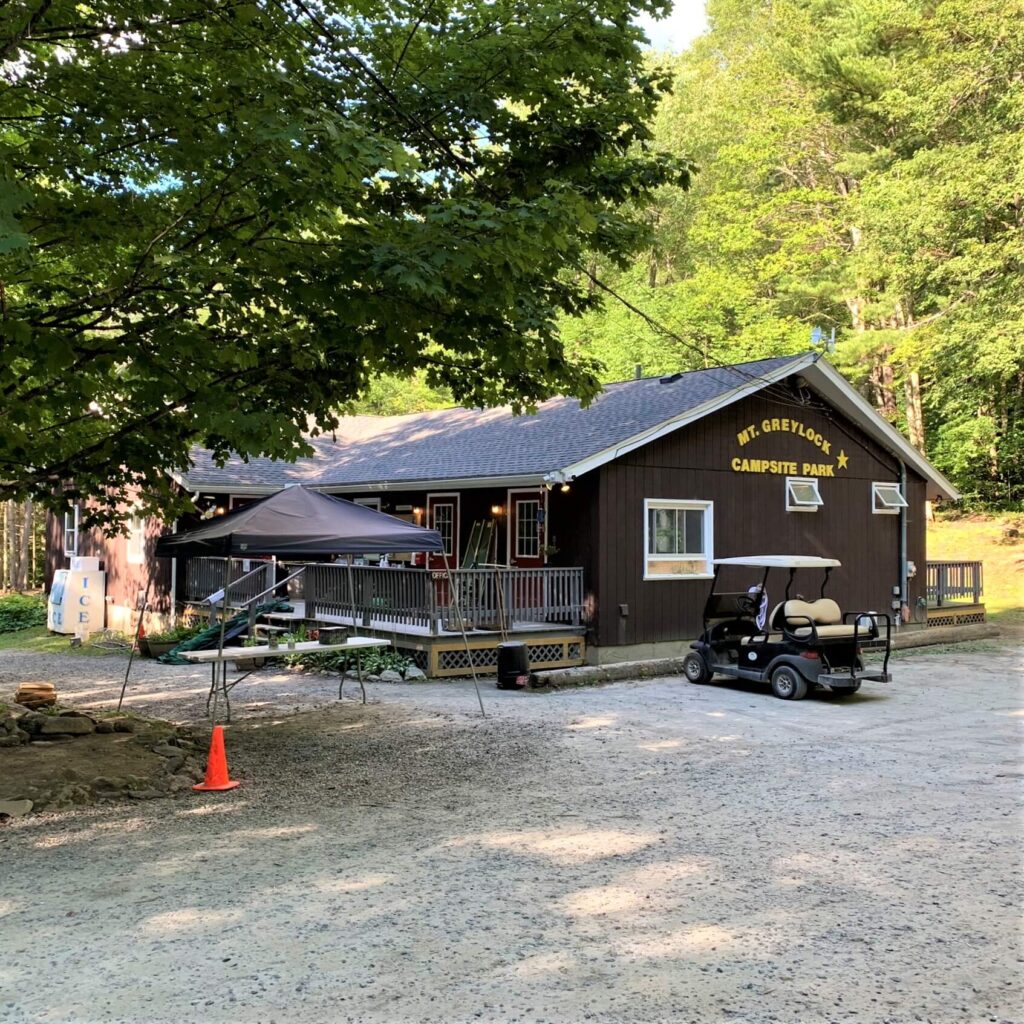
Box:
(167, 775), (194, 793)
(16, 711), (46, 734)
(162, 754), (186, 774)
(0, 799), (33, 818)
(38, 715), (94, 737)
(366, 674), (382, 683)
(152, 743), (182, 758)
(0, 731), (29, 747)
(92, 776), (129, 792)
(58, 709), (96, 722)
(94, 720), (116, 734)
(127, 788), (163, 800)
(112, 718), (136, 733)
(379, 669), (404, 683)
(403, 666), (427, 680)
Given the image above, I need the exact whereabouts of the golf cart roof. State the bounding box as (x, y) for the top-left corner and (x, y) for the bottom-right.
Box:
(714, 555), (842, 569)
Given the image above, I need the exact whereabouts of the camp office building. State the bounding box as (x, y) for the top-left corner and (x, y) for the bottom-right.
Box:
(48, 353), (971, 675)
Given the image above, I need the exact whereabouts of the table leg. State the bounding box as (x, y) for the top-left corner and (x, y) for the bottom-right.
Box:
(222, 662), (232, 723)
(357, 650), (366, 705)
(206, 663), (217, 718)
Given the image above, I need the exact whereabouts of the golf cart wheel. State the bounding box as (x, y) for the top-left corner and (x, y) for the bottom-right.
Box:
(682, 652), (712, 684)
(830, 682), (861, 697)
(770, 665), (808, 701)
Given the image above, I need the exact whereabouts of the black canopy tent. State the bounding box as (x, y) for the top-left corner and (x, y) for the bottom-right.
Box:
(120, 486), (484, 717)
(153, 484), (445, 559)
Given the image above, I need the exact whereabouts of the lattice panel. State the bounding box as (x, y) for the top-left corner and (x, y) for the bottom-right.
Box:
(438, 648), (499, 671)
(526, 642), (565, 664)
(927, 615), (957, 628)
(406, 648), (430, 671)
(567, 643), (582, 660)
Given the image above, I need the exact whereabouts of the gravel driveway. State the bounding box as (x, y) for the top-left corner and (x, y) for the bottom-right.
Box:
(0, 642), (1021, 1024)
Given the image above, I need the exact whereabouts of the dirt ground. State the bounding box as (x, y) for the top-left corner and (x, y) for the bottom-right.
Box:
(0, 642), (1021, 1024)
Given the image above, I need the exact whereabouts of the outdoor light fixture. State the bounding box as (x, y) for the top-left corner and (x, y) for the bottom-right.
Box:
(215, 506), (226, 516)
(490, 504), (505, 517)
(412, 506), (424, 516)
(560, 483), (571, 493)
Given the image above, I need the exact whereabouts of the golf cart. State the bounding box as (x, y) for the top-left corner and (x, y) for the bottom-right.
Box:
(682, 556), (892, 700)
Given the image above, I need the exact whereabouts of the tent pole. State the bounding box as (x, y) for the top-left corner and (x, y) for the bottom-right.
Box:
(117, 575), (153, 712)
(346, 554), (356, 631)
(442, 550), (485, 718)
(211, 556), (232, 722)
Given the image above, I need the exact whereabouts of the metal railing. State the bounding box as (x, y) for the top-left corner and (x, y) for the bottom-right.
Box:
(306, 563), (437, 632)
(184, 558), (585, 634)
(306, 563), (585, 633)
(926, 561), (983, 606)
(183, 558), (276, 608)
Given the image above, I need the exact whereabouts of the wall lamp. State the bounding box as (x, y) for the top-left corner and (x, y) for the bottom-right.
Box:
(490, 504), (505, 517)
(560, 483), (571, 493)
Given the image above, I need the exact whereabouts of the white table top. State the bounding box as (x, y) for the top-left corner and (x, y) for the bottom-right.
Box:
(180, 637), (390, 664)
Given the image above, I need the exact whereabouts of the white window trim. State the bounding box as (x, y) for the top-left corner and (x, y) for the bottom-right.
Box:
(63, 505), (80, 557)
(786, 476), (824, 513)
(353, 497), (382, 511)
(872, 481), (908, 515)
(514, 498), (542, 560)
(126, 512), (146, 564)
(427, 493), (459, 560)
(643, 498), (714, 581)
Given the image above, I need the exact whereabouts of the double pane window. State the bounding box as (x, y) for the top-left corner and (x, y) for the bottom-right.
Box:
(644, 500), (712, 578)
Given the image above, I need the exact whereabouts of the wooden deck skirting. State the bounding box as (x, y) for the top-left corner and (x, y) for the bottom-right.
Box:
(926, 603), (987, 628)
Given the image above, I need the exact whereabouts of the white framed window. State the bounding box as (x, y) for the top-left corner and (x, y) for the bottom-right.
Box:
(643, 499), (714, 580)
(63, 505), (80, 556)
(515, 499), (541, 559)
(872, 481), (908, 515)
(126, 512), (146, 564)
(431, 502), (455, 557)
(353, 497), (382, 511)
(786, 476), (824, 512)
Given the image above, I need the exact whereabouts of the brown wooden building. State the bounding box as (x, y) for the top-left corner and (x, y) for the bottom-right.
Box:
(47, 353), (962, 671)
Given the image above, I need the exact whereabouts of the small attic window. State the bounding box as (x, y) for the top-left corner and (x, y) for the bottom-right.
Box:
(872, 481), (908, 514)
(786, 476), (823, 512)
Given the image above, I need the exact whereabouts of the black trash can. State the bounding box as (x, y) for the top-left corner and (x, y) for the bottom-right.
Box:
(496, 641), (530, 690)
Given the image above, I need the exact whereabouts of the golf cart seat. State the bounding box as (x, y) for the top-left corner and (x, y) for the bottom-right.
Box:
(771, 599), (861, 639)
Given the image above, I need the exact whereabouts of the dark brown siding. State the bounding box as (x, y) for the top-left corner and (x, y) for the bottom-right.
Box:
(594, 389), (925, 646)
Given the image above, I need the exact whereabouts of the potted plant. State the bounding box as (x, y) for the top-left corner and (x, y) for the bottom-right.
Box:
(145, 621), (203, 658)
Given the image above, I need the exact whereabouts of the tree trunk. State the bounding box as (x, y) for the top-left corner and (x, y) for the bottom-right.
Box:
(904, 370), (926, 453)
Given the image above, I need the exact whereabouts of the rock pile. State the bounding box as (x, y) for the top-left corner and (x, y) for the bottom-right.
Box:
(0, 704), (207, 812)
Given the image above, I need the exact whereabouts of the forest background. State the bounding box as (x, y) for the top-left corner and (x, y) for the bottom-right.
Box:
(2, 0), (1021, 590)
(361, 0), (1023, 512)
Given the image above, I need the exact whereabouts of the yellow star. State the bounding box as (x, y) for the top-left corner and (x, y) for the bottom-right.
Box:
(836, 449), (849, 470)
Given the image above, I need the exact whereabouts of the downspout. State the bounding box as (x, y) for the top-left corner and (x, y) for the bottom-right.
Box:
(898, 459), (908, 626)
(169, 520), (178, 627)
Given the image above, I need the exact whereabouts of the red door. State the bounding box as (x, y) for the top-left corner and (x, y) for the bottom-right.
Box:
(426, 494), (458, 570)
(508, 490), (545, 568)
(507, 490), (546, 617)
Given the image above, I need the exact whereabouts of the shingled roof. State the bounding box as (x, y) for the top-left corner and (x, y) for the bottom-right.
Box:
(179, 354), (814, 492)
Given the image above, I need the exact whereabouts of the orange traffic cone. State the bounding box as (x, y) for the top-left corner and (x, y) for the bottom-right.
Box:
(193, 725), (240, 792)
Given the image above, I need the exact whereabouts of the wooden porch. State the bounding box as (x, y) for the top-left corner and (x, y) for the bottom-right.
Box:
(925, 560), (986, 627)
(181, 558), (587, 677)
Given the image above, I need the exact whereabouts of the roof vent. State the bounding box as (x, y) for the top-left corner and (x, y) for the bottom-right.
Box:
(659, 371), (684, 384)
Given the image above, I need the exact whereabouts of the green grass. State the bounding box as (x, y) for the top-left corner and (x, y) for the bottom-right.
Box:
(928, 513), (1024, 627)
(0, 625), (128, 657)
